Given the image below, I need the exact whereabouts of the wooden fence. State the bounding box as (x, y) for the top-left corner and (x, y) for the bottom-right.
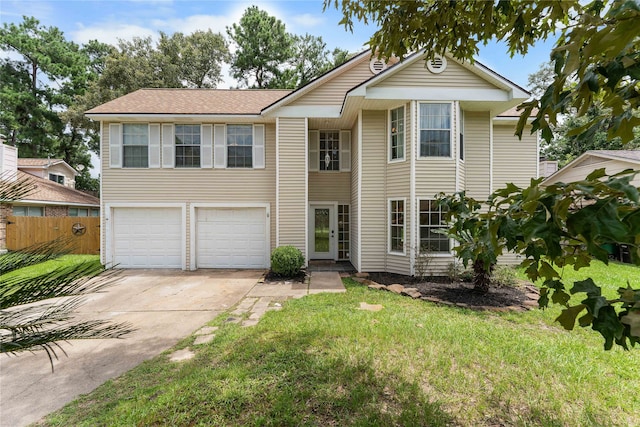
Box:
(6, 216), (100, 254)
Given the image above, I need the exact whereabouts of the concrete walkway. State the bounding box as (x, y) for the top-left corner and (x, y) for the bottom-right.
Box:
(0, 269), (345, 427)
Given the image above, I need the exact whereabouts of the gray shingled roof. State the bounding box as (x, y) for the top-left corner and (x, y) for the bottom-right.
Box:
(18, 171), (99, 206)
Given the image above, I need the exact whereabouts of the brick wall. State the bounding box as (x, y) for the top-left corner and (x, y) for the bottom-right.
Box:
(0, 203), (10, 250)
(45, 206), (67, 217)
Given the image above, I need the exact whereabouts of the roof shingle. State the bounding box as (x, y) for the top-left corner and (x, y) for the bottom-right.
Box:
(85, 88), (292, 115)
(17, 171), (99, 206)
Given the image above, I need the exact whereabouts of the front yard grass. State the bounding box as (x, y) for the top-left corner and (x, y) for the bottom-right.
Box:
(0, 254), (101, 281)
(42, 261), (640, 427)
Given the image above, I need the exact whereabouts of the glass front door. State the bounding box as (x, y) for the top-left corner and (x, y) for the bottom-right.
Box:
(309, 205), (335, 259)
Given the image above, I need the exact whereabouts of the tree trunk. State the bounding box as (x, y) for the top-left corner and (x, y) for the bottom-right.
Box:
(472, 259), (492, 294)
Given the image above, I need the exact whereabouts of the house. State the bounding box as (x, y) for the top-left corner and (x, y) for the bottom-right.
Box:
(86, 50), (539, 274)
(0, 143), (100, 251)
(543, 150), (640, 187)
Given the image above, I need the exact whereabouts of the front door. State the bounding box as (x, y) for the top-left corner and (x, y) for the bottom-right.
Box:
(309, 205), (336, 260)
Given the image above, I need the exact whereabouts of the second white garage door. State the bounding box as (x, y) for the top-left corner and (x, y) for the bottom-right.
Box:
(196, 208), (268, 268)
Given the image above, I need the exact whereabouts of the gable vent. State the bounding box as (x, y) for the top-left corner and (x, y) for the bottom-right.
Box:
(426, 55), (447, 74)
(369, 58), (388, 74)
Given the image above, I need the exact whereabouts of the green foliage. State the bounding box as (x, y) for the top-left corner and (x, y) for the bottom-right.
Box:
(227, 6), (294, 89)
(491, 265), (518, 287)
(228, 7), (351, 89)
(327, 0), (640, 147)
(439, 170), (640, 349)
(0, 16), (95, 170)
(270, 245), (305, 277)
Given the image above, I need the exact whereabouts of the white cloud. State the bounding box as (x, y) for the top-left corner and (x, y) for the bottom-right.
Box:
(70, 23), (156, 46)
(291, 13), (325, 29)
(151, 14), (232, 35)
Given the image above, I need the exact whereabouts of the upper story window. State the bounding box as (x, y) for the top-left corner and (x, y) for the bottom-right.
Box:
(320, 130), (340, 171)
(122, 123), (149, 168)
(49, 173), (64, 185)
(226, 124), (253, 168)
(390, 106), (405, 161)
(419, 103), (451, 157)
(175, 124), (201, 168)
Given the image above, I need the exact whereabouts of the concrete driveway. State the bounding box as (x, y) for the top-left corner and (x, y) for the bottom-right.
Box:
(0, 269), (262, 427)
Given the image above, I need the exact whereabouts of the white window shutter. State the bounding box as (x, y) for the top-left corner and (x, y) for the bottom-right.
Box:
(214, 124), (226, 168)
(309, 130), (319, 172)
(201, 124), (213, 168)
(149, 124), (161, 168)
(109, 123), (122, 168)
(253, 124), (265, 169)
(340, 130), (351, 172)
(162, 124), (174, 168)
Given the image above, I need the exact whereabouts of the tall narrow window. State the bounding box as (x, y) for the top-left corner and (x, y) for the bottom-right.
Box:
(390, 106), (405, 161)
(419, 103), (451, 157)
(319, 130), (340, 171)
(122, 123), (149, 167)
(175, 124), (201, 168)
(389, 199), (405, 253)
(227, 124), (253, 168)
(419, 200), (450, 252)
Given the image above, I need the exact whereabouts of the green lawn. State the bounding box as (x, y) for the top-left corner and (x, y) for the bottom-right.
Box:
(42, 262), (640, 426)
(0, 254), (101, 281)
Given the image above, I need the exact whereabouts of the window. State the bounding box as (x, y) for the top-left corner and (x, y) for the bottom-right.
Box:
(338, 204), (350, 260)
(69, 208), (89, 217)
(227, 124), (253, 168)
(419, 200), (450, 252)
(419, 103), (451, 157)
(319, 130), (340, 171)
(390, 106), (405, 161)
(91, 209), (100, 217)
(174, 124), (201, 167)
(49, 173), (64, 185)
(389, 200), (405, 253)
(13, 206), (44, 216)
(122, 123), (149, 167)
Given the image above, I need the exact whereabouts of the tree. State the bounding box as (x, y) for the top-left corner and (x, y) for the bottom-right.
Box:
(438, 170), (640, 350)
(227, 6), (293, 88)
(0, 175), (132, 370)
(327, 0), (640, 146)
(0, 16), (101, 189)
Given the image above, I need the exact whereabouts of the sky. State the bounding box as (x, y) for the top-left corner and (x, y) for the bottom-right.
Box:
(0, 0), (558, 90)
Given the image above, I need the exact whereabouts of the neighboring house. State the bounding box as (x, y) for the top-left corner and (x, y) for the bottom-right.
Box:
(543, 150), (640, 187)
(0, 144), (100, 251)
(17, 157), (79, 188)
(86, 50), (539, 274)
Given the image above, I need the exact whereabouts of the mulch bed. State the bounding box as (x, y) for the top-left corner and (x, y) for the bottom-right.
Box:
(263, 270), (308, 283)
(367, 272), (536, 311)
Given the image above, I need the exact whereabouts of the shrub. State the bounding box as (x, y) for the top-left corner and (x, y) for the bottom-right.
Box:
(270, 246), (305, 277)
(491, 265), (518, 287)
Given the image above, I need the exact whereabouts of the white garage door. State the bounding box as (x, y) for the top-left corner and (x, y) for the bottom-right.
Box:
(112, 207), (182, 268)
(196, 208), (268, 268)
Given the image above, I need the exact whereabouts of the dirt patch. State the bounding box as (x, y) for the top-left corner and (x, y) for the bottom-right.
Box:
(367, 272), (533, 310)
(263, 269), (308, 283)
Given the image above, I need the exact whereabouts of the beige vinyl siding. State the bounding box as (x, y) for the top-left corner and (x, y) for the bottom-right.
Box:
(375, 58), (497, 89)
(385, 103), (411, 274)
(493, 123), (538, 190)
(100, 122), (277, 266)
(360, 110), (387, 271)
(463, 111), (492, 200)
(350, 120), (360, 270)
(546, 158), (640, 187)
(276, 118), (307, 257)
(308, 172), (350, 203)
(290, 58), (373, 106)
